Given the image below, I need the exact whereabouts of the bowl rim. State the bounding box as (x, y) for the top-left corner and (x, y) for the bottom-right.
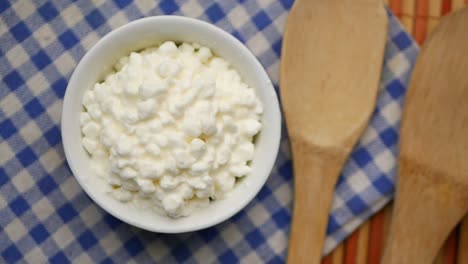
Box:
(62, 15), (281, 233)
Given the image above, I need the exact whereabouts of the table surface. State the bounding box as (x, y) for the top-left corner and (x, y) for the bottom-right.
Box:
(1, 0), (466, 263)
(325, 1), (468, 263)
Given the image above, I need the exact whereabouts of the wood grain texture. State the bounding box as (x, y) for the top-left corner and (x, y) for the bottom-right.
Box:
(323, 1), (468, 263)
(382, 7), (468, 264)
(434, 252), (445, 264)
(280, 0), (388, 263)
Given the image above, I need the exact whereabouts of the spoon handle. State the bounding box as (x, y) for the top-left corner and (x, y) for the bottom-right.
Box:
(287, 139), (347, 264)
(382, 159), (468, 264)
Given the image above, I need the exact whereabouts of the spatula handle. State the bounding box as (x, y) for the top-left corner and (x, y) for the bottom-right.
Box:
(287, 139), (347, 264)
(382, 160), (468, 264)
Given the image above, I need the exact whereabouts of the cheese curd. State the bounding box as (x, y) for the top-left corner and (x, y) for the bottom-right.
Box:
(80, 41), (263, 218)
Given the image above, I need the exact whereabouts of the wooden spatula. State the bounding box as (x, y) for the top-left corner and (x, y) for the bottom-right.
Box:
(381, 8), (468, 264)
(280, 0), (388, 263)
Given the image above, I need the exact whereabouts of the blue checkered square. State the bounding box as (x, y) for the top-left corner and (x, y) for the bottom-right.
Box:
(326, 216), (340, 234)
(278, 160), (292, 180)
(50, 252), (69, 264)
(219, 250), (238, 263)
(0, 1), (419, 262)
(393, 31), (413, 50)
(59, 30), (79, 49)
(257, 185), (272, 200)
(38, 176), (58, 195)
(51, 78), (67, 98)
(0, 119), (17, 139)
(17, 146), (37, 167)
(246, 229), (266, 249)
(279, 0), (294, 9)
(57, 203), (78, 223)
(199, 227), (218, 242)
(4, 70), (25, 91)
(379, 128), (398, 147)
(78, 230), (98, 250)
(102, 215), (121, 229)
(253, 11), (272, 30)
(268, 256), (284, 264)
(30, 224), (50, 244)
(373, 176), (394, 195)
(86, 10), (106, 29)
(124, 237), (144, 257)
(2, 245), (22, 263)
(346, 196), (367, 215)
(10, 196), (29, 216)
(353, 148), (373, 167)
(0, 168), (8, 187)
(159, 1), (178, 14)
(272, 208), (290, 229)
(38, 2), (59, 22)
(206, 3), (225, 23)
(32, 50), (52, 70)
(24, 98), (45, 118)
(387, 79), (406, 99)
(0, 1), (10, 13)
(44, 126), (61, 146)
(171, 243), (191, 262)
(100, 258), (113, 264)
(231, 30), (245, 43)
(10, 22), (31, 42)
(272, 39), (282, 56)
(113, 0), (132, 9)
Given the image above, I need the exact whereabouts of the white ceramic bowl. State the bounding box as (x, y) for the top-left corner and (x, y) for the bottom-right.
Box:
(62, 16), (281, 233)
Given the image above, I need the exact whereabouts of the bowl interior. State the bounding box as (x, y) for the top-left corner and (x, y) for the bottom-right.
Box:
(62, 16), (281, 233)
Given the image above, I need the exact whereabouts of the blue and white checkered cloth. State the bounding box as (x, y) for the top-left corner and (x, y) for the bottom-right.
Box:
(0, 0), (419, 262)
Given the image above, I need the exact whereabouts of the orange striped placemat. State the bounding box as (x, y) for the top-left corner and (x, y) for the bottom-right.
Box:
(323, 1), (468, 263)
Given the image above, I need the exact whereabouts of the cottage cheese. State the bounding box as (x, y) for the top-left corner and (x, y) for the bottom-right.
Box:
(80, 41), (263, 218)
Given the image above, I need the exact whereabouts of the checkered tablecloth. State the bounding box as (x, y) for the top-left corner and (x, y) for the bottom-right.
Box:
(0, 0), (419, 263)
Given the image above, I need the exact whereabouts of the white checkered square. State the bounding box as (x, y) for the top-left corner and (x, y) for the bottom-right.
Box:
(6, 45), (29, 67)
(374, 149), (396, 173)
(34, 24), (56, 48)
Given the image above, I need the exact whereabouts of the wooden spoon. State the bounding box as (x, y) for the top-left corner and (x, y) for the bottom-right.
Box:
(280, 0), (388, 263)
(381, 8), (468, 264)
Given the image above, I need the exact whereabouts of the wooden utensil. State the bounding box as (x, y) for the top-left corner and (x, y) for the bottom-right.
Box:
(381, 7), (468, 264)
(280, 0), (388, 263)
